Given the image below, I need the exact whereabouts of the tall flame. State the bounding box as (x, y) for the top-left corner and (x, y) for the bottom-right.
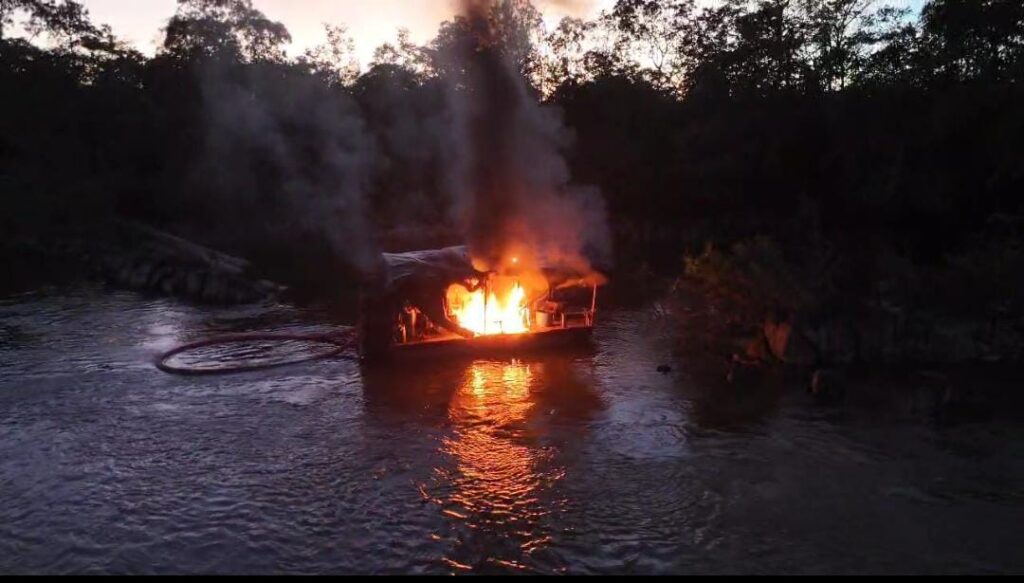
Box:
(447, 277), (529, 336)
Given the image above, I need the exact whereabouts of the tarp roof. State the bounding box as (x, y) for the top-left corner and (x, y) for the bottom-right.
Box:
(380, 246), (480, 293)
(375, 245), (604, 295)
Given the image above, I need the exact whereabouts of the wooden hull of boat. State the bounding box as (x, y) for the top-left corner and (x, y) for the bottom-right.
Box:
(389, 325), (594, 360)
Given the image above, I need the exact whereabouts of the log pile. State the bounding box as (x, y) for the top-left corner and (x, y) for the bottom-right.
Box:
(95, 221), (285, 305)
(6, 220), (285, 305)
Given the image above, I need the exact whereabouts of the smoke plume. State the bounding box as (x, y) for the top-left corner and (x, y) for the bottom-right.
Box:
(447, 0), (611, 276)
(188, 0), (609, 285)
(194, 59), (379, 274)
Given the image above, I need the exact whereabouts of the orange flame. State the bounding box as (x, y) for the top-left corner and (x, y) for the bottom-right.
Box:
(447, 276), (530, 336)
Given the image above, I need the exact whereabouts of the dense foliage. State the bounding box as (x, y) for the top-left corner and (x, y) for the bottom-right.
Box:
(2, 0), (1022, 294)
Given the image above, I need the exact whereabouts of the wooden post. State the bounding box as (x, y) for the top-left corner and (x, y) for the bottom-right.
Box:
(484, 276), (491, 335)
(590, 284), (598, 326)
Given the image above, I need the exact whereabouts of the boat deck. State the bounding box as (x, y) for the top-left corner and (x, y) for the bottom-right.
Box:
(391, 323), (594, 359)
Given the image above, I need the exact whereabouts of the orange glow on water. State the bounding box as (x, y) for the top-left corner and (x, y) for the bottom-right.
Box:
(421, 357), (603, 572)
(442, 361), (544, 536)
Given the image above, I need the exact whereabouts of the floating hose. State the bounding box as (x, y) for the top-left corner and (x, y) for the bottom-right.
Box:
(156, 329), (358, 376)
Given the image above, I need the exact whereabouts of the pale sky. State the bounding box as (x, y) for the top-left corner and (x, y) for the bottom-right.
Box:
(76, 0), (617, 66)
(19, 1), (922, 68)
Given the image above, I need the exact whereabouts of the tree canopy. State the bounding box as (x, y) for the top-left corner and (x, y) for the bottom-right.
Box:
(2, 0), (1022, 278)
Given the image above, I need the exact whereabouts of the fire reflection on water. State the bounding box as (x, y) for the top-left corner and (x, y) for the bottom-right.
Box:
(435, 360), (573, 571)
(444, 361), (548, 519)
(358, 350), (601, 573)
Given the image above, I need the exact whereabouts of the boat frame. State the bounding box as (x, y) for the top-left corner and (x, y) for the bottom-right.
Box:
(358, 246), (602, 362)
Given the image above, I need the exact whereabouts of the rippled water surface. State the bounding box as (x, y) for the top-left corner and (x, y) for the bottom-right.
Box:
(1, 286), (1022, 574)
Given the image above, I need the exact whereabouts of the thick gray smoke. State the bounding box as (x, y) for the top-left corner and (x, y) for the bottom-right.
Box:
(195, 60), (379, 274)
(446, 0), (612, 276)
(189, 0), (610, 282)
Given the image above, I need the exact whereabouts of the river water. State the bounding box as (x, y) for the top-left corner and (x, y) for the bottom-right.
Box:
(1, 286), (1022, 575)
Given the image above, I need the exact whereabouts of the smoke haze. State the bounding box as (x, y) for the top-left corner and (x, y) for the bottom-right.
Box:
(448, 0), (612, 275)
(190, 0), (610, 282)
(194, 60), (379, 274)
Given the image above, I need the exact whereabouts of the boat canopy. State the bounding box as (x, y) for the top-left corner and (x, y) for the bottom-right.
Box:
(379, 246), (481, 294)
(374, 245), (604, 296)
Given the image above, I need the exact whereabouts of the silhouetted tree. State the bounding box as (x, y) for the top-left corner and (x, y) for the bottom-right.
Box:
(608, 0), (694, 91)
(3, 0), (1024, 301)
(299, 24), (360, 87)
(727, 0), (812, 95)
(1, 0), (92, 42)
(162, 0), (291, 63)
(542, 17), (595, 90)
(857, 5), (922, 87)
(920, 0), (1024, 84)
(371, 28), (428, 75)
(799, 0), (879, 90)
(426, 0), (545, 88)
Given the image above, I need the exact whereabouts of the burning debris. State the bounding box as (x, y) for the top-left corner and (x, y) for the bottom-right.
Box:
(358, 246), (602, 360)
(446, 0), (611, 277)
(446, 275), (528, 336)
(356, 0), (611, 361)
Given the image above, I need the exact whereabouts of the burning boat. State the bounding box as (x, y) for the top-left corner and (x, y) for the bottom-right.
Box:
(358, 246), (604, 361)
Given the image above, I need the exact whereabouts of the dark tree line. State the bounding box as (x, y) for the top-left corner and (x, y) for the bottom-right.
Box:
(2, 0), (1023, 295)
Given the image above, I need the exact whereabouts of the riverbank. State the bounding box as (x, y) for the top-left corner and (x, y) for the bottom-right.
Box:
(2, 221), (288, 306)
(672, 233), (1024, 367)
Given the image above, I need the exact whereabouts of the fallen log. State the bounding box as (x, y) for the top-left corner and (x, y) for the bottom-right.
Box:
(113, 220), (251, 276)
(98, 221), (285, 305)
